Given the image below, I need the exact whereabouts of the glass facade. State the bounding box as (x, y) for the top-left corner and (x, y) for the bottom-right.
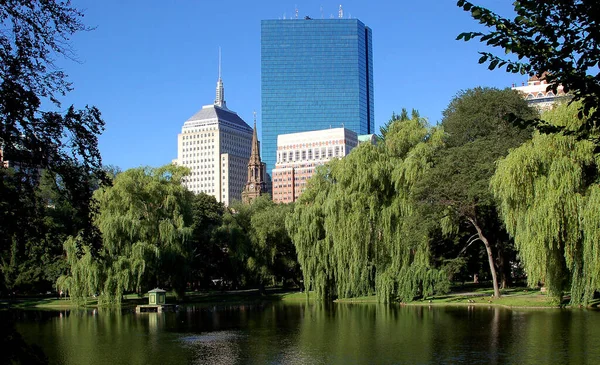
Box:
(261, 19), (374, 174)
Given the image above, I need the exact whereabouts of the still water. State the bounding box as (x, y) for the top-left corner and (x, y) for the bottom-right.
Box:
(9, 302), (600, 364)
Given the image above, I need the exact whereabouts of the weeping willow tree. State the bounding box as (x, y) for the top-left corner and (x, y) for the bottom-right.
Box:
(58, 165), (194, 305)
(287, 116), (447, 302)
(491, 102), (600, 304)
(56, 235), (99, 305)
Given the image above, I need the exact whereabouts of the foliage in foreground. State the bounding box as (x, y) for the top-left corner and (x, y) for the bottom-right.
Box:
(58, 165), (194, 305)
(457, 0), (600, 135)
(287, 115), (449, 302)
(220, 196), (302, 292)
(416, 87), (537, 298)
(491, 102), (600, 304)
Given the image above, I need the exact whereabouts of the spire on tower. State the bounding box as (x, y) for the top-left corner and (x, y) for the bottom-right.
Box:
(242, 109), (266, 204)
(250, 110), (260, 162)
(215, 47), (227, 109)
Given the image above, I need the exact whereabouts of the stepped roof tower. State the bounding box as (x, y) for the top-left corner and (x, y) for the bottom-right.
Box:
(176, 49), (253, 206)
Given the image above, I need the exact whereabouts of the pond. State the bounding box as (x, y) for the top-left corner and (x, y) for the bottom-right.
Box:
(6, 302), (600, 364)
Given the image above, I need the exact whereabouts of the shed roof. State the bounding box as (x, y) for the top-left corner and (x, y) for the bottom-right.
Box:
(148, 288), (166, 293)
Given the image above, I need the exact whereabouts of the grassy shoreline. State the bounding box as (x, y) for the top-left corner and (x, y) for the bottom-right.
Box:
(2, 287), (598, 310)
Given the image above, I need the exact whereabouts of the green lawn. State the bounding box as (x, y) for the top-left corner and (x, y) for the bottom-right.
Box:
(1, 297), (98, 309)
(3, 286), (596, 310)
(409, 288), (559, 308)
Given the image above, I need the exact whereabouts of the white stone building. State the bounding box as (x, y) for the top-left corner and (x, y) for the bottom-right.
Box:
(176, 74), (253, 206)
(272, 128), (359, 203)
(511, 73), (568, 111)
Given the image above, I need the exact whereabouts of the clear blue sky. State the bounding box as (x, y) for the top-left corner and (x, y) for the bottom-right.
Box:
(60, 0), (520, 170)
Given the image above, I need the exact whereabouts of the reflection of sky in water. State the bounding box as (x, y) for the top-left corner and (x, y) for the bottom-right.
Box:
(179, 331), (243, 364)
(178, 331), (319, 365)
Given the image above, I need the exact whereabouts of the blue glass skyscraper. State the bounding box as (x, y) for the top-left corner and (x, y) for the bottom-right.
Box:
(261, 18), (374, 174)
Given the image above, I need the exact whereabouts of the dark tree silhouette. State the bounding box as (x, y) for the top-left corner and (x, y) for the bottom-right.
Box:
(456, 0), (600, 135)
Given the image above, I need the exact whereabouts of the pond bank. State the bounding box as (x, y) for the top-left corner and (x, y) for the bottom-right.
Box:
(3, 286), (598, 310)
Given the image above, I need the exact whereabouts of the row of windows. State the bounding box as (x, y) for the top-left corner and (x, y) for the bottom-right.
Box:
(272, 169), (315, 181)
(182, 124), (218, 134)
(184, 176), (215, 182)
(278, 146), (344, 163)
(182, 152), (213, 159)
(183, 145), (214, 152)
(189, 185), (215, 190)
(183, 132), (215, 139)
(278, 138), (355, 149)
(190, 188), (215, 194)
(183, 139), (214, 145)
(525, 91), (563, 99)
(181, 160), (215, 167)
(187, 157), (214, 164)
(189, 170), (215, 176)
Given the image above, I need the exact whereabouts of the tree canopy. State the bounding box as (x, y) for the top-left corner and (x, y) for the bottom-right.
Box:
(491, 102), (600, 304)
(378, 108), (419, 141)
(456, 0), (600, 133)
(0, 1), (106, 252)
(417, 87), (537, 297)
(58, 165), (194, 304)
(287, 113), (448, 302)
(219, 196), (301, 292)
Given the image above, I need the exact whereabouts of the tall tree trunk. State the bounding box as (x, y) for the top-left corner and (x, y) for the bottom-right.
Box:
(496, 248), (511, 289)
(467, 217), (501, 298)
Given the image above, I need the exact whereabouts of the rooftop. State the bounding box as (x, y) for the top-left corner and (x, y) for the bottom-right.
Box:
(184, 105), (252, 132)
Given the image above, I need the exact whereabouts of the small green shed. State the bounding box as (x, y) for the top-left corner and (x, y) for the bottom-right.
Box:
(148, 288), (166, 305)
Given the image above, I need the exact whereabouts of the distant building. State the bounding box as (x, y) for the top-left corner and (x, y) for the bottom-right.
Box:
(176, 70), (253, 206)
(512, 73), (568, 111)
(272, 128), (358, 203)
(261, 17), (374, 175)
(242, 113), (267, 204)
(358, 134), (377, 145)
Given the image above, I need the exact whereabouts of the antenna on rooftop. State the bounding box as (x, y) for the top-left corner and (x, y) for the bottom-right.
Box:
(320, 5), (323, 18)
(218, 47), (221, 79)
(295, 5), (298, 19)
(339, 5), (343, 18)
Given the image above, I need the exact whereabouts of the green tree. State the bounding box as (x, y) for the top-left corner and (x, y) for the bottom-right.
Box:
(58, 165), (194, 305)
(0, 1), (106, 231)
(456, 0), (600, 133)
(416, 88), (536, 298)
(188, 193), (225, 289)
(287, 114), (448, 302)
(0, 168), (95, 295)
(378, 108), (420, 141)
(249, 198), (301, 290)
(217, 196), (301, 293)
(491, 102), (600, 304)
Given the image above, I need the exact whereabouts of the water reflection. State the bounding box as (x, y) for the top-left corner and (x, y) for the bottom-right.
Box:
(180, 331), (242, 365)
(10, 303), (600, 365)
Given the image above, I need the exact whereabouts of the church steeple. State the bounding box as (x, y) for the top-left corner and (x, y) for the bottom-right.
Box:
(249, 112), (261, 165)
(242, 111), (267, 204)
(214, 47), (227, 109)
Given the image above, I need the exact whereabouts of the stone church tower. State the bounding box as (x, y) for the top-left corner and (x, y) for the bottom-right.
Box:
(242, 112), (267, 204)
